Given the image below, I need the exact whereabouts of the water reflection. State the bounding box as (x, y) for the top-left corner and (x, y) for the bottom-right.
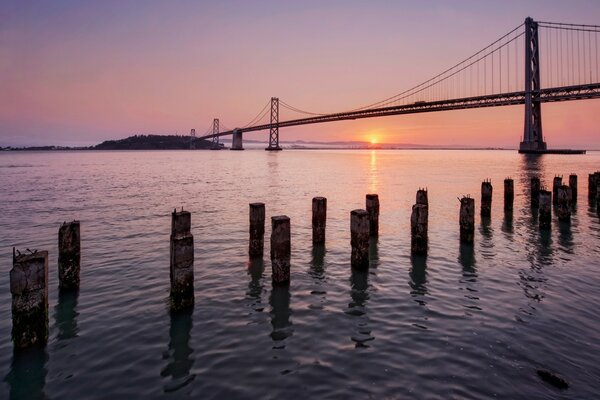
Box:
(247, 258), (265, 313)
(369, 150), (379, 193)
(479, 216), (495, 259)
(269, 285), (293, 344)
(4, 346), (48, 400)
(54, 290), (79, 341)
(348, 269), (374, 348)
(409, 255), (428, 304)
(502, 211), (514, 236)
(309, 245), (327, 310)
(161, 309), (195, 393)
(557, 220), (574, 254)
(368, 237), (379, 265)
(458, 243), (480, 313)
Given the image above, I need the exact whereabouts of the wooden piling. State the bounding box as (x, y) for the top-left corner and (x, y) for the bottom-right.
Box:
(271, 216), (291, 284)
(10, 249), (48, 348)
(531, 177), (541, 208)
(249, 203), (265, 257)
(411, 204), (428, 255)
(568, 174), (577, 204)
(459, 196), (475, 244)
(552, 176), (562, 205)
(350, 209), (370, 269)
(504, 178), (514, 211)
(365, 194), (379, 237)
(416, 189), (428, 206)
(481, 180), (492, 217)
(312, 197), (327, 244)
(58, 221), (80, 291)
(557, 185), (572, 221)
(170, 209), (194, 310)
(539, 190), (552, 229)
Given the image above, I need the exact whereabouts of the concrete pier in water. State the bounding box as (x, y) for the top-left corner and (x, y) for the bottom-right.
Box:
(271, 216), (291, 284)
(365, 194), (379, 237)
(552, 176), (562, 205)
(350, 209), (370, 269)
(504, 178), (514, 211)
(569, 174), (577, 204)
(169, 209), (194, 310)
(539, 190), (552, 229)
(531, 177), (541, 208)
(481, 180), (492, 217)
(459, 197), (475, 244)
(249, 203), (265, 257)
(230, 129), (244, 150)
(556, 185), (572, 221)
(10, 249), (49, 348)
(312, 197), (327, 244)
(58, 221), (80, 290)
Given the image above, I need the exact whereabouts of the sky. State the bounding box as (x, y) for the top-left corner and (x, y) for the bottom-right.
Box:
(1, 0), (600, 148)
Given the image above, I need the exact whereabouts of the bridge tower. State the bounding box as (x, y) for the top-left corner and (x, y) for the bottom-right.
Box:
(189, 128), (196, 149)
(211, 118), (220, 150)
(266, 97), (282, 151)
(520, 17), (547, 152)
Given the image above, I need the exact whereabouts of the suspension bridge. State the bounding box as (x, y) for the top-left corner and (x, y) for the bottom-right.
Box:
(195, 17), (600, 153)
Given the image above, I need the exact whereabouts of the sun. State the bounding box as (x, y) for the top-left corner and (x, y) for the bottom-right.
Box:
(370, 136), (378, 145)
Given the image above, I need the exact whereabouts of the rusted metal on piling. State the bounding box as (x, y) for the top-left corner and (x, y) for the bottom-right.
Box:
(249, 203), (265, 257)
(58, 221), (80, 290)
(539, 189), (552, 229)
(170, 209), (194, 310)
(459, 196), (475, 244)
(365, 194), (379, 237)
(531, 177), (541, 208)
(312, 197), (327, 244)
(350, 209), (370, 269)
(504, 178), (514, 211)
(10, 249), (49, 348)
(552, 176), (562, 205)
(271, 216), (291, 284)
(568, 174), (577, 204)
(481, 180), (492, 217)
(556, 185), (572, 221)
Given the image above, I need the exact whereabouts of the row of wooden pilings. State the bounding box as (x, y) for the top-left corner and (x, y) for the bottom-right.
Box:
(9, 172), (600, 348)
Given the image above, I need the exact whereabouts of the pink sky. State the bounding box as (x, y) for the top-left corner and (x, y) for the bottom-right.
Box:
(1, 1), (599, 148)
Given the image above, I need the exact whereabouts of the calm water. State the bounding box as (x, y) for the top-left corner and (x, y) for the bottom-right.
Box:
(1, 149), (600, 399)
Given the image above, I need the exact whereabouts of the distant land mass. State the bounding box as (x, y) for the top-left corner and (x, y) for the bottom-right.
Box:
(93, 134), (217, 150)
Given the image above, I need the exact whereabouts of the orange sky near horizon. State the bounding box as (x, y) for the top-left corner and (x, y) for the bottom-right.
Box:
(1, 1), (599, 148)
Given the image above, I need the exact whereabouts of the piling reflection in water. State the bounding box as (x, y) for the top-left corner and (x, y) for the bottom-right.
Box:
(458, 243), (479, 313)
(557, 220), (574, 254)
(479, 216), (495, 260)
(269, 285), (293, 344)
(348, 269), (374, 348)
(247, 258), (265, 314)
(54, 289), (79, 341)
(4, 346), (48, 400)
(161, 309), (195, 393)
(309, 245), (327, 310)
(368, 237), (379, 266)
(409, 255), (428, 304)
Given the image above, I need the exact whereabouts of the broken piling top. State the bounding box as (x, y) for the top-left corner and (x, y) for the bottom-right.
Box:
(312, 197), (327, 244)
(59, 221), (80, 251)
(249, 203), (266, 224)
(365, 194), (379, 237)
(416, 188), (428, 207)
(10, 249), (49, 348)
(481, 180), (493, 217)
(58, 221), (81, 291)
(171, 209), (191, 237)
(350, 209), (370, 269)
(459, 196), (475, 243)
(249, 203), (266, 257)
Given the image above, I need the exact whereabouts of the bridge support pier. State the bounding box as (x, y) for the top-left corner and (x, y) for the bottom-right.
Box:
(231, 129), (244, 150)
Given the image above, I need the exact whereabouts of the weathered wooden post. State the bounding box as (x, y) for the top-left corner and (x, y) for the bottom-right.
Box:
(416, 188), (428, 206)
(312, 197), (327, 244)
(459, 197), (475, 244)
(569, 174), (577, 204)
(504, 178), (514, 211)
(10, 249), (49, 348)
(539, 190), (552, 229)
(481, 180), (492, 217)
(365, 194), (379, 237)
(170, 209), (194, 310)
(589, 173), (600, 201)
(271, 216), (291, 284)
(556, 185), (572, 221)
(596, 182), (600, 212)
(58, 221), (80, 290)
(350, 209), (370, 269)
(411, 204), (428, 255)
(249, 203), (265, 257)
(552, 176), (562, 205)
(531, 177), (541, 208)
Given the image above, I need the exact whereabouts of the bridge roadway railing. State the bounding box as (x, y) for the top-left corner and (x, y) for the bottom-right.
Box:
(198, 83), (600, 140)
